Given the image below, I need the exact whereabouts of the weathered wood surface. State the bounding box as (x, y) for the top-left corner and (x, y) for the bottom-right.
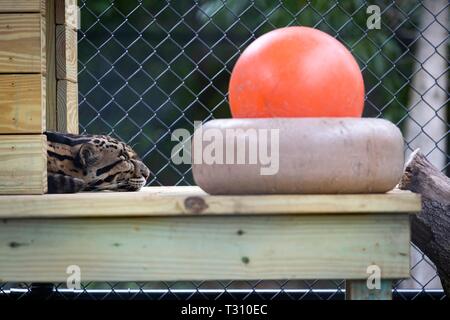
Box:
(0, 186), (421, 218)
(0, 135), (47, 194)
(398, 149), (450, 295)
(0, 214), (410, 282)
(0, 0), (45, 14)
(56, 0), (78, 30)
(0, 74), (45, 133)
(346, 280), (392, 300)
(55, 25), (77, 82)
(56, 79), (78, 133)
(0, 14), (45, 74)
(45, 0), (57, 131)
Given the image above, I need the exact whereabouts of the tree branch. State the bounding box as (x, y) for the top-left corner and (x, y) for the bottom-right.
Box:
(398, 149), (450, 295)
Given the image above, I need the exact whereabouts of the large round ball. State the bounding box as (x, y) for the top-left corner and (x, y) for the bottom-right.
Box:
(229, 27), (365, 118)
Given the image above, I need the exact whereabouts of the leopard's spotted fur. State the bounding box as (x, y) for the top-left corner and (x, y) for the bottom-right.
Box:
(46, 131), (150, 193)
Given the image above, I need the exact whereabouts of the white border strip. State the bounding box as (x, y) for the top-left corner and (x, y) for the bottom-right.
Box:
(1, 288), (445, 294)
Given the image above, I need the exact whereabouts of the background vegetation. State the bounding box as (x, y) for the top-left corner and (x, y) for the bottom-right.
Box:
(78, 0), (447, 185)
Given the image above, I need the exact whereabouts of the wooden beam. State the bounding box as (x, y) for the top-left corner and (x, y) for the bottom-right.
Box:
(0, 186), (421, 218)
(0, 14), (46, 74)
(0, 135), (47, 195)
(0, 74), (45, 133)
(0, 214), (410, 282)
(52, 2), (79, 131)
(55, 25), (77, 82)
(55, 0), (78, 30)
(0, 0), (45, 14)
(56, 79), (78, 133)
(46, 0), (57, 131)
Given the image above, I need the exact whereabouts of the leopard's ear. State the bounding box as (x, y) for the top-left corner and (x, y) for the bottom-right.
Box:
(77, 143), (100, 167)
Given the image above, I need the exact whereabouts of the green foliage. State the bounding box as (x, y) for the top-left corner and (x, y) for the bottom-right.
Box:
(78, 0), (424, 185)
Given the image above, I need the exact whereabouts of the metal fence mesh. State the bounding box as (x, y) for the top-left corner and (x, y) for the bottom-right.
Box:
(1, 0), (448, 300)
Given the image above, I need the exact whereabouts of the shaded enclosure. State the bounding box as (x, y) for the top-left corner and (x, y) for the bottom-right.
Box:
(1, 0), (448, 300)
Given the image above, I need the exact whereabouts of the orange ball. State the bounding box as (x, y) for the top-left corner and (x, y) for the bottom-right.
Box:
(229, 27), (365, 118)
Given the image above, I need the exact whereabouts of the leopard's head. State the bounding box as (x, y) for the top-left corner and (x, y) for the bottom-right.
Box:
(75, 136), (150, 191)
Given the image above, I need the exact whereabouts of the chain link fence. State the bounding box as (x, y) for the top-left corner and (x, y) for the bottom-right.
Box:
(1, 0), (448, 300)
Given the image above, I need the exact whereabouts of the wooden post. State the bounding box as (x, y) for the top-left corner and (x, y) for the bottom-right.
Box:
(0, 0), (48, 194)
(57, 80), (78, 133)
(55, 0), (78, 30)
(46, 0), (57, 131)
(55, 0), (78, 134)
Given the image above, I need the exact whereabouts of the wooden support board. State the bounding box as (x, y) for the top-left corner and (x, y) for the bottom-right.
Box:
(0, 187), (421, 218)
(55, 25), (77, 82)
(0, 0), (46, 14)
(55, 0), (78, 30)
(0, 211), (411, 282)
(0, 13), (46, 74)
(57, 79), (78, 133)
(0, 74), (46, 133)
(0, 135), (47, 194)
(54, 0), (78, 134)
(45, 0), (57, 131)
(0, 187), (419, 288)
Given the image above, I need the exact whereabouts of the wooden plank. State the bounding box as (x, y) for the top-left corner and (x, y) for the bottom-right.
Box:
(46, 0), (57, 131)
(0, 135), (47, 195)
(346, 280), (393, 300)
(0, 0), (45, 14)
(55, 25), (77, 82)
(0, 214), (410, 282)
(56, 79), (78, 133)
(0, 14), (45, 74)
(0, 187), (421, 218)
(55, 0), (78, 30)
(41, 8), (46, 74)
(0, 74), (45, 133)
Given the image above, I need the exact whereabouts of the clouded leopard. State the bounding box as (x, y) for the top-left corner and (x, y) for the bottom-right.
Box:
(46, 131), (150, 193)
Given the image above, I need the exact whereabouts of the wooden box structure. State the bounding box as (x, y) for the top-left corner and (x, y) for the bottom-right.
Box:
(0, 0), (78, 194)
(0, 0), (421, 300)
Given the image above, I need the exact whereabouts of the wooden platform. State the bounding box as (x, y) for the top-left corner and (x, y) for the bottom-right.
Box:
(0, 186), (420, 218)
(0, 186), (421, 300)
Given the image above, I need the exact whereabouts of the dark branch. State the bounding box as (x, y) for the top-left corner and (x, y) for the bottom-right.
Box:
(398, 149), (450, 295)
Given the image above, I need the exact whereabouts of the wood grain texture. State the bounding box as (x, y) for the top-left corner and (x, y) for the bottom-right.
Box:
(57, 79), (78, 133)
(0, 0), (45, 14)
(46, 0), (57, 131)
(346, 280), (393, 300)
(0, 74), (45, 133)
(0, 135), (47, 194)
(56, 0), (78, 30)
(0, 214), (410, 282)
(55, 25), (77, 82)
(0, 186), (421, 218)
(41, 9), (46, 74)
(0, 14), (45, 73)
